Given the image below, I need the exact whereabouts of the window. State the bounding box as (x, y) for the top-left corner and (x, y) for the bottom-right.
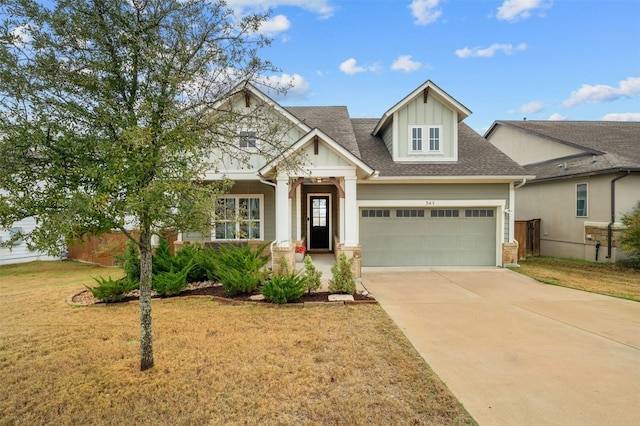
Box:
(576, 183), (588, 217)
(239, 131), (256, 149)
(465, 209), (494, 218)
(9, 227), (23, 245)
(361, 209), (390, 218)
(430, 209), (459, 218)
(214, 196), (262, 240)
(409, 125), (442, 153)
(396, 209), (425, 218)
(429, 127), (440, 152)
(411, 127), (422, 152)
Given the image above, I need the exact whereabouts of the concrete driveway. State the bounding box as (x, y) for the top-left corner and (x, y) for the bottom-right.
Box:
(361, 268), (640, 426)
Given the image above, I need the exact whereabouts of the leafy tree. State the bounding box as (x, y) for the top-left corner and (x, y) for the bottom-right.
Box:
(620, 202), (640, 266)
(0, 0), (292, 370)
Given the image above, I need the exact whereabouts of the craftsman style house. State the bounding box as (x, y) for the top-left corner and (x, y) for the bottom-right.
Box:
(486, 120), (640, 262)
(176, 80), (530, 275)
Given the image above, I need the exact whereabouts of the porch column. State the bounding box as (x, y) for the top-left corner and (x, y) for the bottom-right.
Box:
(343, 176), (358, 246)
(275, 174), (291, 246)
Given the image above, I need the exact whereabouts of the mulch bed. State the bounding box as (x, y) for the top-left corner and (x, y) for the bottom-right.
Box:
(70, 281), (376, 306)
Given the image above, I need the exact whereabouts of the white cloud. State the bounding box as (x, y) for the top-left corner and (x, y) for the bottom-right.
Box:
(518, 100), (544, 114)
(227, 0), (335, 19)
(496, 0), (552, 22)
(339, 58), (366, 75)
(562, 77), (640, 107)
(257, 14), (291, 36)
(391, 55), (422, 72)
(10, 24), (33, 48)
(455, 43), (527, 58)
(548, 113), (567, 121)
(257, 73), (310, 100)
(409, 0), (442, 25)
(602, 112), (640, 121)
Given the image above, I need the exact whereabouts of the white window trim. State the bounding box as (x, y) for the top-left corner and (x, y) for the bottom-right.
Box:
(212, 194), (264, 241)
(576, 182), (588, 218)
(408, 125), (443, 155)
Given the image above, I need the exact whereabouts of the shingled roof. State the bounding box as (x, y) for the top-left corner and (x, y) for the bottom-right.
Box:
(486, 121), (640, 181)
(352, 119), (528, 177)
(283, 105), (528, 178)
(285, 106), (361, 158)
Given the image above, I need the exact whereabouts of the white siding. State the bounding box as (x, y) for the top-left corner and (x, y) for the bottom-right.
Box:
(0, 217), (59, 265)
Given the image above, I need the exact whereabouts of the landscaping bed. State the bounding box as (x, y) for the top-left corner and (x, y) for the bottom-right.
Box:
(70, 280), (376, 306)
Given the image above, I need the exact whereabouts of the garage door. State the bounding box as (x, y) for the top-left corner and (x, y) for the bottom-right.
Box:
(360, 207), (497, 267)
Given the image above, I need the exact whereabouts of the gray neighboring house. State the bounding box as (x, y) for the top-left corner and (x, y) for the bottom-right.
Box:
(178, 80), (530, 275)
(485, 120), (640, 262)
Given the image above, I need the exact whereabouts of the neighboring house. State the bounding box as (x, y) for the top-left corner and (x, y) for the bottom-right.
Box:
(177, 80), (530, 275)
(0, 217), (60, 265)
(485, 120), (640, 262)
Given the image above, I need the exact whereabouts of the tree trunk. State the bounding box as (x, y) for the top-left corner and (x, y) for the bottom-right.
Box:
(139, 228), (154, 371)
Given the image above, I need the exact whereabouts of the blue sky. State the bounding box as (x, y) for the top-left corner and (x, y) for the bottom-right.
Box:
(230, 0), (640, 133)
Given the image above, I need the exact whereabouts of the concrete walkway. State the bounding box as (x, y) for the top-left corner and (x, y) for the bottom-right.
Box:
(361, 268), (640, 426)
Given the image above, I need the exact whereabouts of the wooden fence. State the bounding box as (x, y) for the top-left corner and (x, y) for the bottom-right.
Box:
(67, 231), (177, 267)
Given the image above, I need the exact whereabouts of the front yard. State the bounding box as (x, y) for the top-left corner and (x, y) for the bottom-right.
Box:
(0, 261), (474, 425)
(511, 256), (639, 301)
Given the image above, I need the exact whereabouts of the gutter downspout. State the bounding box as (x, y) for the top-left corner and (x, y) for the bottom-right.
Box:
(606, 171), (631, 259)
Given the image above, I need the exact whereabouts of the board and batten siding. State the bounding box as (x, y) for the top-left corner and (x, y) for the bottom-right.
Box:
(182, 181), (276, 243)
(206, 94), (305, 174)
(358, 183), (511, 241)
(395, 95), (455, 160)
(299, 138), (353, 168)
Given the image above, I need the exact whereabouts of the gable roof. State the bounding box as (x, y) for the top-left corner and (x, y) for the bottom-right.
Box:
(353, 119), (529, 179)
(486, 120), (640, 181)
(215, 82), (312, 134)
(258, 127), (375, 179)
(372, 80), (472, 136)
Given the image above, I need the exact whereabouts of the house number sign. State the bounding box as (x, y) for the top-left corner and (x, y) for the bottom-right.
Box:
(425, 200), (436, 206)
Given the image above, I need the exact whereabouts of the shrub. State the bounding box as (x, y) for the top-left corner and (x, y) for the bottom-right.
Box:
(303, 254), (322, 294)
(86, 276), (139, 303)
(207, 242), (270, 295)
(152, 262), (193, 296)
(121, 240), (140, 282)
(152, 238), (174, 274)
(328, 253), (356, 294)
(620, 202), (640, 267)
(261, 260), (306, 304)
(174, 243), (208, 283)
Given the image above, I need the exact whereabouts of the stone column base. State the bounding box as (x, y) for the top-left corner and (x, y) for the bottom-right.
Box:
(334, 238), (362, 278)
(502, 241), (519, 267)
(271, 244), (295, 275)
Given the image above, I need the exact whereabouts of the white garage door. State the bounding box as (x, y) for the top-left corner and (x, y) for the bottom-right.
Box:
(360, 208), (497, 267)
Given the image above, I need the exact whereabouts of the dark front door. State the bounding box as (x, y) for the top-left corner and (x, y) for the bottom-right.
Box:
(310, 196), (330, 250)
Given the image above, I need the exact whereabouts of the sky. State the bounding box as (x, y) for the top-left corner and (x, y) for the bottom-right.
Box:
(228, 0), (640, 133)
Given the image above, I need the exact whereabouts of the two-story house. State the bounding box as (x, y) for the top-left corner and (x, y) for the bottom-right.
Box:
(176, 80), (530, 275)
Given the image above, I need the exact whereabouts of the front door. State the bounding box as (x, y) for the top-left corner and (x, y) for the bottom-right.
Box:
(309, 195), (330, 250)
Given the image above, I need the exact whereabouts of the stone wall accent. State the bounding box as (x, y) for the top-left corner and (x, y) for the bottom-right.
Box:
(584, 225), (623, 248)
(502, 241), (519, 266)
(271, 244), (295, 275)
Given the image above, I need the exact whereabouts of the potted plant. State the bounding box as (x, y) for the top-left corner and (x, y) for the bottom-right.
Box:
(295, 245), (306, 262)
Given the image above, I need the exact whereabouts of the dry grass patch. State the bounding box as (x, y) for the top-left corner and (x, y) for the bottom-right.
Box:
(512, 257), (640, 301)
(0, 261), (474, 425)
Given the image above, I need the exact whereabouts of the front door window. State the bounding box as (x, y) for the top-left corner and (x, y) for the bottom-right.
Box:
(310, 195), (330, 250)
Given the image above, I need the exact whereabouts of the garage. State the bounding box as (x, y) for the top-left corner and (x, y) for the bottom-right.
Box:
(360, 207), (497, 267)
